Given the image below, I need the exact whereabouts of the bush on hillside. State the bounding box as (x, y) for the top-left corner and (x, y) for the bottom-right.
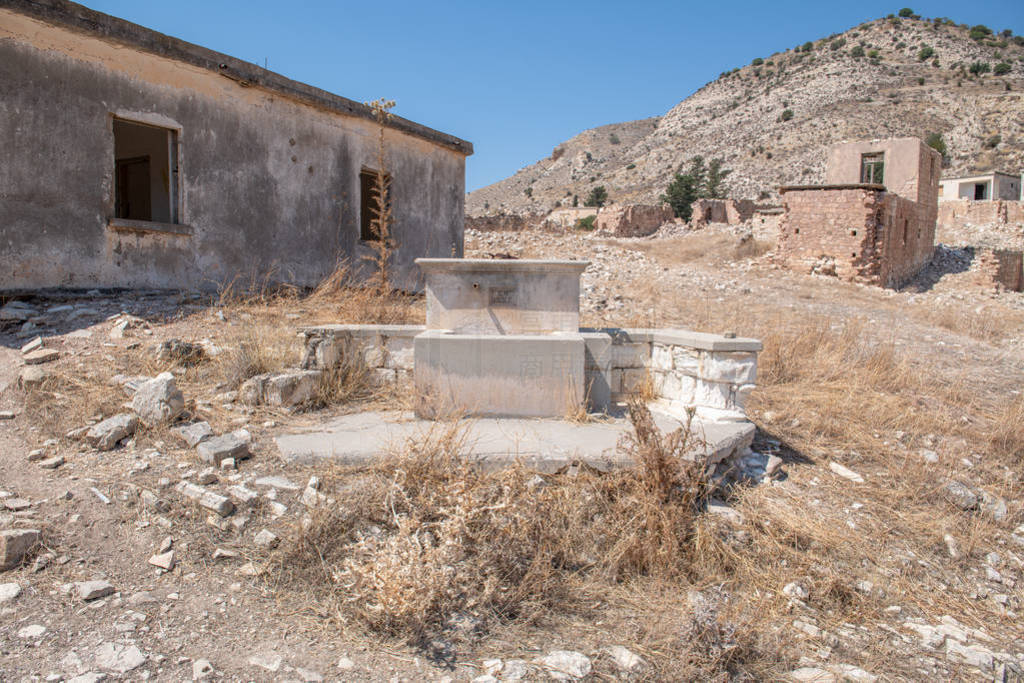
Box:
(994, 62), (1011, 76)
(898, 8), (914, 17)
(918, 45), (934, 60)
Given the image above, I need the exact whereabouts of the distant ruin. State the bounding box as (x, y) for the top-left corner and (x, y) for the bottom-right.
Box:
(775, 137), (941, 288)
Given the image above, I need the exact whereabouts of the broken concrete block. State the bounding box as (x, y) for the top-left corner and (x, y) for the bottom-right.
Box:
(131, 372), (185, 424)
(239, 370), (321, 408)
(172, 421), (213, 448)
(196, 433), (250, 465)
(943, 480), (979, 511)
(196, 467), (218, 485)
(176, 482), (234, 517)
(228, 485), (258, 506)
(86, 414), (139, 451)
(0, 529), (40, 570)
(76, 579), (115, 601)
(22, 348), (59, 365)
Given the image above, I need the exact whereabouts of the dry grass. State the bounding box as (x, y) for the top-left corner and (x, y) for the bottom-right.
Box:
(911, 300), (1024, 344)
(621, 230), (773, 267)
(269, 402), (719, 642)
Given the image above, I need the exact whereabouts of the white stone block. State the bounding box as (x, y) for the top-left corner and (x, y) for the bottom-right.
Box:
(384, 338), (415, 369)
(650, 344), (673, 371)
(621, 368), (649, 394)
(363, 345), (386, 368)
(735, 383), (756, 409)
(703, 352), (757, 384)
(692, 379), (733, 410)
(671, 346), (701, 375)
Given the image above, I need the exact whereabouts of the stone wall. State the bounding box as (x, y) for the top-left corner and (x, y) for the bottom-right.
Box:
(690, 199), (776, 229)
(776, 186), (935, 288)
(938, 200), (1024, 230)
(595, 204), (674, 237)
(966, 249), (1024, 292)
(301, 325), (761, 421)
(464, 213), (545, 232)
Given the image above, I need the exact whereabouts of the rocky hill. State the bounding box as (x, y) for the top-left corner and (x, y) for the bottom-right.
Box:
(467, 15), (1024, 216)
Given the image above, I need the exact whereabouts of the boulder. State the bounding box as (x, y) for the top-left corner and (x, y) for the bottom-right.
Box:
(86, 414), (139, 451)
(131, 373), (185, 424)
(18, 365), (53, 390)
(173, 421), (213, 448)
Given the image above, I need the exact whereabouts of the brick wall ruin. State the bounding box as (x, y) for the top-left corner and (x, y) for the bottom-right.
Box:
(938, 199), (1024, 230)
(775, 138), (941, 289)
(966, 249), (1024, 292)
(595, 204), (674, 237)
(690, 199), (777, 228)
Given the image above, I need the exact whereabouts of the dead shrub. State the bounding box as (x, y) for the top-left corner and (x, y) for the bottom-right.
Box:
(270, 401), (714, 641)
(308, 337), (376, 409)
(220, 324), (298, 388)
(989, 395), (1024, 461)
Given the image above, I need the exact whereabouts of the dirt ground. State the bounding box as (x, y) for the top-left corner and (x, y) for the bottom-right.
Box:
(1, 224), (1023, 681)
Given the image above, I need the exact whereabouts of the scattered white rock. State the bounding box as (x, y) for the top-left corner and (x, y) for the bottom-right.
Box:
(783, 582), (809, 600)
(176, 482), (234, 517)
(85, 414), (139, 451)
(248, 653), (283, 672)
(192, 658), (215, 680)
(336, 656), (356, 670)
(173, 422), (213, 448)
(1, 528), (40, 570)
(149, 550), (175, 571)
(0, 582), (22, 603)
(18, 623), (47, 638)
(93, 642), (147, 674)
(606, 645), (644, 672)
(254, 529), (279, 549)
(76, 580), (116, 601)
(196, 433), (250, 465)
(828, 462), (864, 483)
(536, 650), (591, 680)
(131, 372), (185, 424)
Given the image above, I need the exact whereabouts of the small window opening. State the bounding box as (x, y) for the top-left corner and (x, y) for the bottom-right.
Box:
(902, 218), (909, 244)
(113, 118), (178, 223)
(794, 228), (800, 234)
(860, 152), (884, 185)
(851, 230), (857, 236)
(360, 169), (391, 241)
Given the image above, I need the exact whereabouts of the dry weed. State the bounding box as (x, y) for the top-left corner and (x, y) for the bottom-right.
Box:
(271, 401), (716, 642)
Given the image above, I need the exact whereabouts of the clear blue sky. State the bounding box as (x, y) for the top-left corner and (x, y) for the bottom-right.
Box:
(81, 1), (1023, 192)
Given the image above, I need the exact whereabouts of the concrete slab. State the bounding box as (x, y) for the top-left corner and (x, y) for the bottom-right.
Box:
(274, 408), (754, 473)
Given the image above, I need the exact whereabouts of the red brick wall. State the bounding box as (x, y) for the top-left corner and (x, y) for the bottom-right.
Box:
(968, 249), (1024, 291)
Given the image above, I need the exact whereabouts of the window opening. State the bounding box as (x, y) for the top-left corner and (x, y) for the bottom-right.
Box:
(113, 118), (178, 223)
(860, 152), (884, 185)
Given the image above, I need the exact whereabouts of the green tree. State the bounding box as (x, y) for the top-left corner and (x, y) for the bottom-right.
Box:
(584, 186), (608, 208)
(969, 61), (991, 75)
(918, 45), (934, 60)
(925, 132), (947, 158)
(994, 62), (1011, 75)
(660, 157), (705, 220)
(969, 25), (993, 41)
(704, 158), (732, 199)
(851, 46), (865, 58)
(898, 8), (914, 17)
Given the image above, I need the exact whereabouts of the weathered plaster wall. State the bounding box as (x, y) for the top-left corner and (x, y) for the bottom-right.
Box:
(826, 138), (940, 204)
(0, 8), (468, 291)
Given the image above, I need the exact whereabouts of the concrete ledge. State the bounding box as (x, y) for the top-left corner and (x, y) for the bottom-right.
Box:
(274, 409), (755, 472)
(416, 258), (589, 273)
(301, 324), (425, 339)
(108, 218), (192, 237)
(620, 328), (762, 352)
(779, 183), (886, 193)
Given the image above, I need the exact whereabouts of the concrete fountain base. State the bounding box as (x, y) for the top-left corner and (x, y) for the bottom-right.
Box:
(273, 407), (755, 473)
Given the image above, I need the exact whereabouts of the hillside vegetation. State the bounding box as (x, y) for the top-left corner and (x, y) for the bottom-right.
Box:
(467, 14), (1024, 216)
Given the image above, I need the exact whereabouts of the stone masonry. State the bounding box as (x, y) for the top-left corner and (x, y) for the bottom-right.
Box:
(776, 138), (941, 289)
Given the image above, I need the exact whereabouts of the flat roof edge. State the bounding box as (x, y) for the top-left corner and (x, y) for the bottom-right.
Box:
(2, 0), (474, 155)
(779, 183), (886, 193)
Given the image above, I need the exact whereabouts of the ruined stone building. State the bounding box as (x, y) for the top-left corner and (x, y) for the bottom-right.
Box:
(0, 0), (472, 292)
(776, 138), (941, 288)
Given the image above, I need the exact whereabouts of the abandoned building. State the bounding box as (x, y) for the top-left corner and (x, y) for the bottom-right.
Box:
(775, 137), (941, 288)
(939, 171), (1022, 201)
(0, 0), (472, 292)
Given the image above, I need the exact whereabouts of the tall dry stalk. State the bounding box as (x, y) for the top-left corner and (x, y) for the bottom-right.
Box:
(365, 98), (397, 294)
